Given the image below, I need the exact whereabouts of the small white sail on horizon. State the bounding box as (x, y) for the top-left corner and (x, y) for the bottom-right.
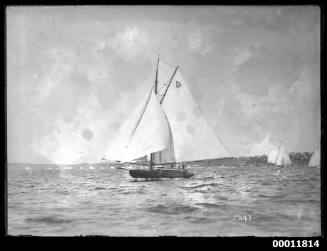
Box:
(308, 147), (320, 167)
(275, 145), (292, 166)
(267, 149), (279, 164)
(268, 143), (292, 166)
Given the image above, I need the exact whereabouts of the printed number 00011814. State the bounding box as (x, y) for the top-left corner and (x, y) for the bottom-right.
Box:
(272, 240), (319, 248)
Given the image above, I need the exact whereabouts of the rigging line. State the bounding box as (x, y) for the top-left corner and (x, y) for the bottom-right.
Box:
(127, 86), (154, 146)
(210, 125), (238, 164)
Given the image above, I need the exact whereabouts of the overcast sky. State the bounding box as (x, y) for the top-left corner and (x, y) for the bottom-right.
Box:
(7, 6), (320, 164)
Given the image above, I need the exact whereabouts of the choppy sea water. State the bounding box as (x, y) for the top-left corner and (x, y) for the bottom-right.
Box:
(8, 163), (320, 236)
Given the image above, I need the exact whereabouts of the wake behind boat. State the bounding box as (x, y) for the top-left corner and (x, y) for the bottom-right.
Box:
(104, 57), (231, 179)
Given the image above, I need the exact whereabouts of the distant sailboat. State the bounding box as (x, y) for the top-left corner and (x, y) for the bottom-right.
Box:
(267, 149), (279, 164)
(104, 57), (231, 179)
(308, 146), (320, 167)
(267, 142), (292, 167)
(275, 144), (292, 166)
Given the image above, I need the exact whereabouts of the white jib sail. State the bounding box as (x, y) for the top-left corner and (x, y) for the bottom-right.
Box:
(121, 88), (171, 162)
(309, 148), (320, 167)
(155, 60), (231, 163)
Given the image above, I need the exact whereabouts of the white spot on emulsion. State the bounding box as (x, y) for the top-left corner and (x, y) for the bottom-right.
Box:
(192, 106), (202, 118)
(176, 111), (186, 122)
(186, 124), (196, 134)
(112, 26), (148, 60)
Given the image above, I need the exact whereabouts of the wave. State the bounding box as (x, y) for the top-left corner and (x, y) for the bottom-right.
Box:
(199, 175), (215, 180)
(146, 204), (198, 215)
(193, 187), (214, 193)
(195, 202), (227, 209)
(195, 202), (220, 208)
(275, 198), (320, 204)
(25, 215), (74, 225)
(94, 187), (106, 190)
(130, 179), (162, 183)
(184, 215), (217, 224)
(120, 190), (144, 195)
(180, 182), (220, 190)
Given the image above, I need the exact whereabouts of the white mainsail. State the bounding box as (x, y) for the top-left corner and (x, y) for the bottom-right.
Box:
(308, 147), (320, 167)
(120, 88), (171, 162)
(153, 60), (231, 163)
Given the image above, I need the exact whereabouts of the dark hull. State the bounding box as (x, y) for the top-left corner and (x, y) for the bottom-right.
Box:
(129, 169), (193, 179)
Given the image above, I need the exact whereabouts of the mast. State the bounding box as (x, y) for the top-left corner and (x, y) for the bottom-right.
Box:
(155, 62), (178, 167)
(149, 58), (178, 169)
(149, 56), (161, 170)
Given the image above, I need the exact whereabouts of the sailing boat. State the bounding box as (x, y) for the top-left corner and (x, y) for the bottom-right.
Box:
(267, 149), (279, 164)
(267, 142), (292, 167)
(308, 145), (320, 167)
(105, 57), (231, 179)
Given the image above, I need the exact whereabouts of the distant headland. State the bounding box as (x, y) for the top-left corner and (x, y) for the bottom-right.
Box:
(8, 152), (314, 167)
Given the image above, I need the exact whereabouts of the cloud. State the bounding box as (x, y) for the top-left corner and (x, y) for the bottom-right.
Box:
(111, 25), (149, 61)
(231, 46), (253, 66)
(248, 134), (276, 156)
(35, 93), (113, 164)
(188, 20), (212, 55)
